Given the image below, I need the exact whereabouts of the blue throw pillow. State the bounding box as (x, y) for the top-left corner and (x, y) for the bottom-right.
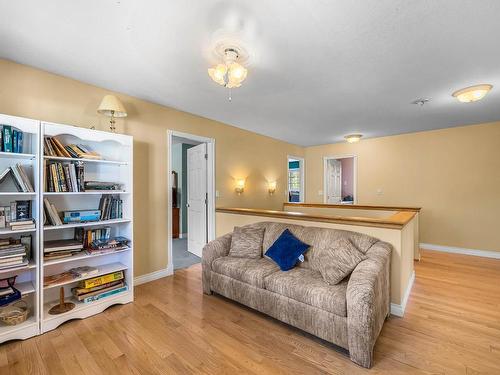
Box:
(265, 229), (310, 271)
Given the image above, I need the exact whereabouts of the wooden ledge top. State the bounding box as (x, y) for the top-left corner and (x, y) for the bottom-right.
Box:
(216, 207), (417, 229)
(283, 202), (421, 212)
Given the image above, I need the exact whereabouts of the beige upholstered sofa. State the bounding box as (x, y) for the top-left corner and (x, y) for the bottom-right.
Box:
(202, 222), (392, 368)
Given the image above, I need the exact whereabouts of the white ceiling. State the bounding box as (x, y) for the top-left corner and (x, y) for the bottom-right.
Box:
(1, 1), (500, 146)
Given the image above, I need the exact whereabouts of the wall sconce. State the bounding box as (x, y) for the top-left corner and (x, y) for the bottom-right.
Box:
(268, 181), (277, 195)
(235, 179), (245, 195)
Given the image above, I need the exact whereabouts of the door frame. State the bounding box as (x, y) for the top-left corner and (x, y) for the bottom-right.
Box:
(167, 130), (216, 274)
(287, 155), (305, 203)
(323, 154), (358, 204)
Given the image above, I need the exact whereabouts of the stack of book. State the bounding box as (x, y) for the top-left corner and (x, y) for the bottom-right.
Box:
(98, 195), (123, 220)
(45, 161), (84, 192)
(0, 164), (34, 192)
(87, 236), (130, 255)
(0, 200), (34, 230)
(0, 126), (24, 153)
(0, 238), (28, 270)
(44, 239), (84, 261)
(44, 137), (101, 160)
(72, 270), (127, 303)
(43, 198), (63, 226)
(10, 219), (35, 231)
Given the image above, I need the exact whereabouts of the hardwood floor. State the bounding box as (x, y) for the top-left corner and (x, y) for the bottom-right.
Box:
(1, 250), (500, 374)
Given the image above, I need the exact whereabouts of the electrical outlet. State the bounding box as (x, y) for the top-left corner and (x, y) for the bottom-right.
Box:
(215, 190), (220, 198)
(376, 188), (383, 195)
(318, 190), (323, 196)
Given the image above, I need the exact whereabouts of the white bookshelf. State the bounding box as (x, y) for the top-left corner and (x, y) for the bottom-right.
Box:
(0, 114), (40, 344)
(40, 122), (133, 334)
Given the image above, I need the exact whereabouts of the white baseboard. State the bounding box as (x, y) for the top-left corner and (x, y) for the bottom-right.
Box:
(134, 266), (173, 286)
(390, 270), (415, 317)
(420, 243), (500, 259)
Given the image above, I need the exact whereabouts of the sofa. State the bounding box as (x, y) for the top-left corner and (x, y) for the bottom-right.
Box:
(202, 222), (392, 368)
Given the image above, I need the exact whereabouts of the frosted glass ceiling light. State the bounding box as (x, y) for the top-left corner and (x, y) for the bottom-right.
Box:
(208, 48), (248, 99)
(452, 84), (493, 103)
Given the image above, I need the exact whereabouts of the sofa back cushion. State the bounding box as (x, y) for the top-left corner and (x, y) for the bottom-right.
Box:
(229, 226), (265, 258)
(315, 237), (367, 285)
(260, 221), (379, 271)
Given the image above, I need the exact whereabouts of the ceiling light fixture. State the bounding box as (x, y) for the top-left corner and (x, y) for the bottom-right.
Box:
(208, 47), (248, 100)
(452, 84), (493, 103)
(344, 134), (363, 143)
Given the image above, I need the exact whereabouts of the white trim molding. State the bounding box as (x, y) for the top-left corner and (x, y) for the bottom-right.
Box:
(390, 270), (415, 317)
(134, 267), (173, 286)
(420, 243), (500, 259)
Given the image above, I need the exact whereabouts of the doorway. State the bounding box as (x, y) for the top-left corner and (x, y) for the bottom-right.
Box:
(323, 155), (357, 204)
(167, 130), (215, 272)
(287, 156), (304, 203)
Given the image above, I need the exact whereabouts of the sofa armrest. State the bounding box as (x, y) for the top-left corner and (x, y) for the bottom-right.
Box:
(346, 241), (391, 368)
(202, 233), (232, 294)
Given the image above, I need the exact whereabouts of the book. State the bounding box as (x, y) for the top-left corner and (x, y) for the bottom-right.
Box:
(70, 266), (98, 278)
(44, 239), (83, 253)
(10, 202), (16, 221)
(43, 271), (76, 287)
(73, 281), (125, 301)
(0, 168), (11, 183)
(10, 166), (25, 192)
(17, 131), (23, 153)
(3, 126), (12, 152)
(0, 207), (5, 228)
(72, 280), (123, 295)
(15, 200), (31, 221)
(81, 270), (124, 289)
(81, 285), (127, 303)
(15, 164), (34, 192)
(12, 130), (18, 153)
(20, 235), (32, 260)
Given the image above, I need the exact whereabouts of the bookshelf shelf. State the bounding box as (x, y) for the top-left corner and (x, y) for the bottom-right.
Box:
(43, 290), (132, 323)
(44, 218), (131, 231)
(43, 261), (128, 290)
(0, 260), (36, 275)
(0, 192), (37, 196)
(40, 121), (133, 334)
(0, 227), (37, 235)
(44, 247), (130, 267)
(0, 317), (38, 339)
(44, 155), (128, 165)
(17, 281), (36, 295)
(43, 191), (129, 195)
(0, 152), (36, 160)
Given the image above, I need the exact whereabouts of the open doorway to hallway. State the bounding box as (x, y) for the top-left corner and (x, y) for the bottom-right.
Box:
(168, 131), (215, 272)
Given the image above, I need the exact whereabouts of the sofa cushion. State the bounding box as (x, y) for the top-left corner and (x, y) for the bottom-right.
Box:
(264, 268), (348, 316)
(265, 229), (310, 271)
(316, 237), (367, 285)
(211, 256), (279, 289)
(261, 222), (379, 271)
(228, 226), (265, 258)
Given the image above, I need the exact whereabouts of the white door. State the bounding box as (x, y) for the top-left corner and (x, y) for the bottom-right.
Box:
(327, 159), (342, 203)
(187, 143), (207, 257)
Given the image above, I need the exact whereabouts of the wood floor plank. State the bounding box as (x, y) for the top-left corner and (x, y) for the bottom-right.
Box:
(1, 249), (500, 374)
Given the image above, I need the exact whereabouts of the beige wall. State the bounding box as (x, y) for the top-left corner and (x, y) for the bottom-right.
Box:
(305, 122), (500, 252)
(0, 59), (303, 277)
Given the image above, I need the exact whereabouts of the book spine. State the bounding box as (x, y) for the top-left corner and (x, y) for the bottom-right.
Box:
(10, 202), (16, 221)
(0, 125), (3, 152)
(3, 126), (12, 153)
(82, 285), (127, 303)
(56, 163), (67, 192)
(12, 130), (18, 153)
(0, 207), (5, 229)
(83, 270), (124, 289)
(17, 132), (23, 154)
(50, 164), (59, 192)
(63, 165), (72, 192)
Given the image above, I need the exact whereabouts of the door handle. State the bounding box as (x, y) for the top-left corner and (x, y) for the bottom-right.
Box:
(186, 203), (190, 208)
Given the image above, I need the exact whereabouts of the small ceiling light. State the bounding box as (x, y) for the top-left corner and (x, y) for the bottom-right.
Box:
(208, 48), (248, 100)
(411, 98), (431, 106)
(344, 134), (363, 143)
(452, 84), (493, 103)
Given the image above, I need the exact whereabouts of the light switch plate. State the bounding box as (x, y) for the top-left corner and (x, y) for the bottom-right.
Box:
(318, 190), (323, 196)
